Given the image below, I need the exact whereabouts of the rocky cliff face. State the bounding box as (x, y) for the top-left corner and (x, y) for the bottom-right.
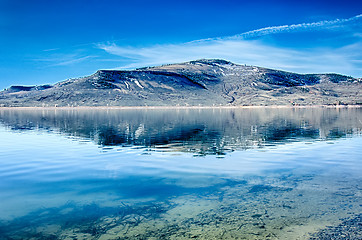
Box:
(0, 59), (361, 107)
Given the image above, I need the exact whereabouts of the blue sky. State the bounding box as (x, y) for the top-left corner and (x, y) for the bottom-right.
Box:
(0, 0), (361, 89)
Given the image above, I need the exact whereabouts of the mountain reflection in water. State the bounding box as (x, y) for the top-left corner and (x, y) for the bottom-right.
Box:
(0, 108), (360, 155)
(0, 108), (361, 239)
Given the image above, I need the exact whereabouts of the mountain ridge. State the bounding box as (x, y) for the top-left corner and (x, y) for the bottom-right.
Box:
(0, 59), (361, 107)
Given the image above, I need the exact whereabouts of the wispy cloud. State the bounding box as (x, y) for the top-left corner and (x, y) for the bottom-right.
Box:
(42, 48), (60, 52)
(33, 54), (95, 67)
(97, 14), (362, 77)
(50, 56), (94, 66)
(229, 14), (362, 40)
(98, 40), (362, 75)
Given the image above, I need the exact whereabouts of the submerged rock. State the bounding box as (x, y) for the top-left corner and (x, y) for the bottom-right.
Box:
(310, 214), (362, 240)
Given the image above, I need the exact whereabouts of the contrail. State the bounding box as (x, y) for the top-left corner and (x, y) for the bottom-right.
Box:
(228, 14), (362, 40)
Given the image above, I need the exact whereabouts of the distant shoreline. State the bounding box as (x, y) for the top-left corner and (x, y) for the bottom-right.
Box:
(0, 105), (361, 110)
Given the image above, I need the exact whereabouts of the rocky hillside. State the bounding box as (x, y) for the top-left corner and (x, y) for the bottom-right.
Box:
(0, 59), (361, 107)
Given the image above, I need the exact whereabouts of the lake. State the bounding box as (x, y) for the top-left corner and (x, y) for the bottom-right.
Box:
(0, 107), (361, 239)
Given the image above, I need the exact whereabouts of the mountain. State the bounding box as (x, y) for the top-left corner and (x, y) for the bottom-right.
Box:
(0, 59), (361, 107)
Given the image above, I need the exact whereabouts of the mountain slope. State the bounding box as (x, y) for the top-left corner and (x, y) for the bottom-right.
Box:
(0, 59), (361, 107)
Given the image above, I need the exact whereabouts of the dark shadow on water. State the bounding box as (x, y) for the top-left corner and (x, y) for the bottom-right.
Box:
(0, 201), (168, 240)
(0, 178), (248, 240)
(263, 125), (320, 142)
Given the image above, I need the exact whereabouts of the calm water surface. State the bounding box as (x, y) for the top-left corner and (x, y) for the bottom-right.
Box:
(0, 108), (361, 239)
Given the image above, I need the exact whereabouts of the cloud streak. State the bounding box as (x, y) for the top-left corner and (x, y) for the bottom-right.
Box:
(34, 54), (95, 67)
(229, 14), (362, 40)
(97, 14), (362, 77)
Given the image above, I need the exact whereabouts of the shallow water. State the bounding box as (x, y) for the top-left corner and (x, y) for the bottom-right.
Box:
(0, 108), (361, 239)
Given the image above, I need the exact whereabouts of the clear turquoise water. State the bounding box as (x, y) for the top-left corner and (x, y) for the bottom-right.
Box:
(0, 108), (361, 239)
